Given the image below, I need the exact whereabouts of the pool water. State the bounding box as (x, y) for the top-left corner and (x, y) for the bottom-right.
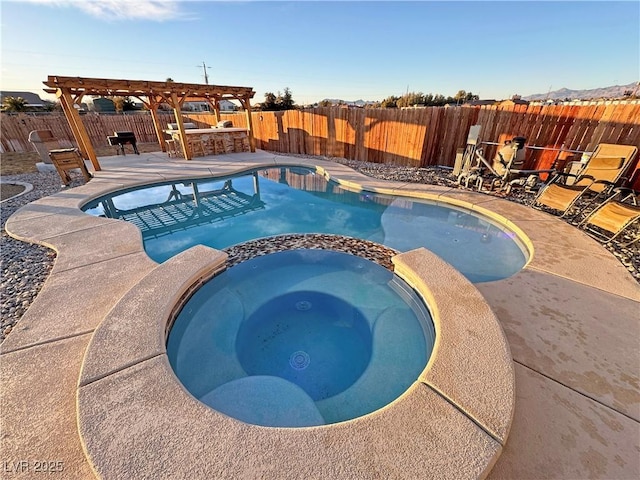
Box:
(236, 291), (373, 400)
(83, 166), (528, 282)
(167, 250), (435, 427)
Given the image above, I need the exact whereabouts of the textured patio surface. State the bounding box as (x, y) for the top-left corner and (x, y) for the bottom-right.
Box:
(1, 151), (638, 479)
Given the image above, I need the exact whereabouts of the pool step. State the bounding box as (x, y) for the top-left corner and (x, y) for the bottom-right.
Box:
(315, 305), (428, 424)
(200, 376), (325, 427)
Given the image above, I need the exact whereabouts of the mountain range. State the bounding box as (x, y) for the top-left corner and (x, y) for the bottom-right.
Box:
(320, 82), (638, 106)
(523, 82), (638, 101)
(319, 99), (376, 107)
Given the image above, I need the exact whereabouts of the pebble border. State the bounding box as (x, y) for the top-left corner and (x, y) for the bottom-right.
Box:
(224, 233), (399, 270)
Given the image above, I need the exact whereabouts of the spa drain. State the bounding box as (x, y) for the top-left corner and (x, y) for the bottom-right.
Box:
(295, 300), (312, 311)
(289, 351), (310, 370)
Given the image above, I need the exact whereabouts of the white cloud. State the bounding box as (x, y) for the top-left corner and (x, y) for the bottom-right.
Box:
(22, 0), (187, 22)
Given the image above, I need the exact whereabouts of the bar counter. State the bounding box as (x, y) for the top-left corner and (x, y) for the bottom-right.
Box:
(166, 128), (250, 157)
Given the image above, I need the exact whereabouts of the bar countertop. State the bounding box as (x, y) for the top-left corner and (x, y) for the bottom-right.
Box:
(165, 127), (248, 135)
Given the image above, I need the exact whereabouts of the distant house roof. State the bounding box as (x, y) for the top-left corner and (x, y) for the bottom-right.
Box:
(220, 99), (236, 110)
(0, 91), (47, 107)
(466, 99), (497, 106)
(498, 98), (530, 106)
(92, 97), (116, 112)
(183, 99), (237, 112)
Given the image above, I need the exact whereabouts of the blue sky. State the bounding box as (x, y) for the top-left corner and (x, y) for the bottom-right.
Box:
(1, 1), (638, 104)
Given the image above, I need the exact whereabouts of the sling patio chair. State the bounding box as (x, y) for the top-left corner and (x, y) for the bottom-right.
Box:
(484, 136), (557, 193)
(470, 137), (528, 193)
(532, 143), (638, 217)
(578, 188), (640, 246)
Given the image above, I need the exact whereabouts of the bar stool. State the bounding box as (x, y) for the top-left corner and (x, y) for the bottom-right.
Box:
(201, 134), (212, 155)
(190, 138), (205, 157)
(165, 139), (178, 158)
(233, 137), (246, 153)
(213, 138), (226, 155)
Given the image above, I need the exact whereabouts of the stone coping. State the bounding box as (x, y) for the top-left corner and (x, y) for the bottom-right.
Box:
(78, 243), (513, 479)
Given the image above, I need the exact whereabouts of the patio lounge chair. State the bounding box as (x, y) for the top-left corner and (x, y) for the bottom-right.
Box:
(578, 188), (640, 246)
(532, 143), (638, 216)
(48, 148), (92, 186)
(482, 137), (534, 193)
(460, 136), (556, 194)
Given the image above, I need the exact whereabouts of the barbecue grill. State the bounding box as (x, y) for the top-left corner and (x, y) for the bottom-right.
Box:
(107, 131), (139, 155)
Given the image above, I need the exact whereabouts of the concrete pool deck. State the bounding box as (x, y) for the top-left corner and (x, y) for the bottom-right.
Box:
(1, 151), (639, 479)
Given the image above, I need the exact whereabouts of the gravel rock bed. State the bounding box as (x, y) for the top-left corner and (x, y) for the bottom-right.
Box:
(1, 158), (638, 343)
(1, 171), (85, 342)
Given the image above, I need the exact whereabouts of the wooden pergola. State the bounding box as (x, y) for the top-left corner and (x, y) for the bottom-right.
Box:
(43, 75), (256, 170)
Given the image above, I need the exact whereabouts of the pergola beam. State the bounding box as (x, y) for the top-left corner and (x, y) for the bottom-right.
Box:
(44, 76), (255, 99)
(43, 75), (256, 167)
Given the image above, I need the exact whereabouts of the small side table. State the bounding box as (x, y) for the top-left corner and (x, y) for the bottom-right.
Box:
(48, 148), (91, 186)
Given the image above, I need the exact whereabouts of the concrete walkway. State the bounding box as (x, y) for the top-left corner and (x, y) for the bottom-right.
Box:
(1, 151), (638, 479)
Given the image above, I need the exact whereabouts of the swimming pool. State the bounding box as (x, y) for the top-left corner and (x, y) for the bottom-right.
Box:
(69, 159), (518, 474)
(167, 249), (435, 427)
(83, 166), (528, 282)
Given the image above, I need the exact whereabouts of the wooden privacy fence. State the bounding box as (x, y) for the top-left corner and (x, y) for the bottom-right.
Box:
(0, 112), (228, 152)
(2, 103), (639, 180)
(248, 103), (640, 172)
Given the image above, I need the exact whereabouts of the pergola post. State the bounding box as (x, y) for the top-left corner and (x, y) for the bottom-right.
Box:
(57, 89), (101, 171)
(242, 97), (256, 152)
(171, 93), (191, 160)
(146, 97), (167, 152)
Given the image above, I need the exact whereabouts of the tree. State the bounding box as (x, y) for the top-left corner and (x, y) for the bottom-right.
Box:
(261, 88), (296, 111)
(105, 96), (136, 113)
(121, 96), (137, 111)
(380, 95), (399, 108)
(2, 96), (28, 112)
(465, 91), (479, 102)
(454, 90), (467, 104)
(397, 92), (426, 108)
(452, 90), (479, 104)
(262, 92), (277, 111)
(108, 97), (124, 113)
(43, 100), (60, 112)
(432, 94), (447, 106)
(280, 87), (295, 110)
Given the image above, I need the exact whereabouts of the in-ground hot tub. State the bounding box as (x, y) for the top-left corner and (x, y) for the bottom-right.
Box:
(78, 243), (515, 479)
(167, 249), (435, 427)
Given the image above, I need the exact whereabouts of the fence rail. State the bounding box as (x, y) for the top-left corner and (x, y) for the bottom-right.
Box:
(2, 103), (639, 183)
